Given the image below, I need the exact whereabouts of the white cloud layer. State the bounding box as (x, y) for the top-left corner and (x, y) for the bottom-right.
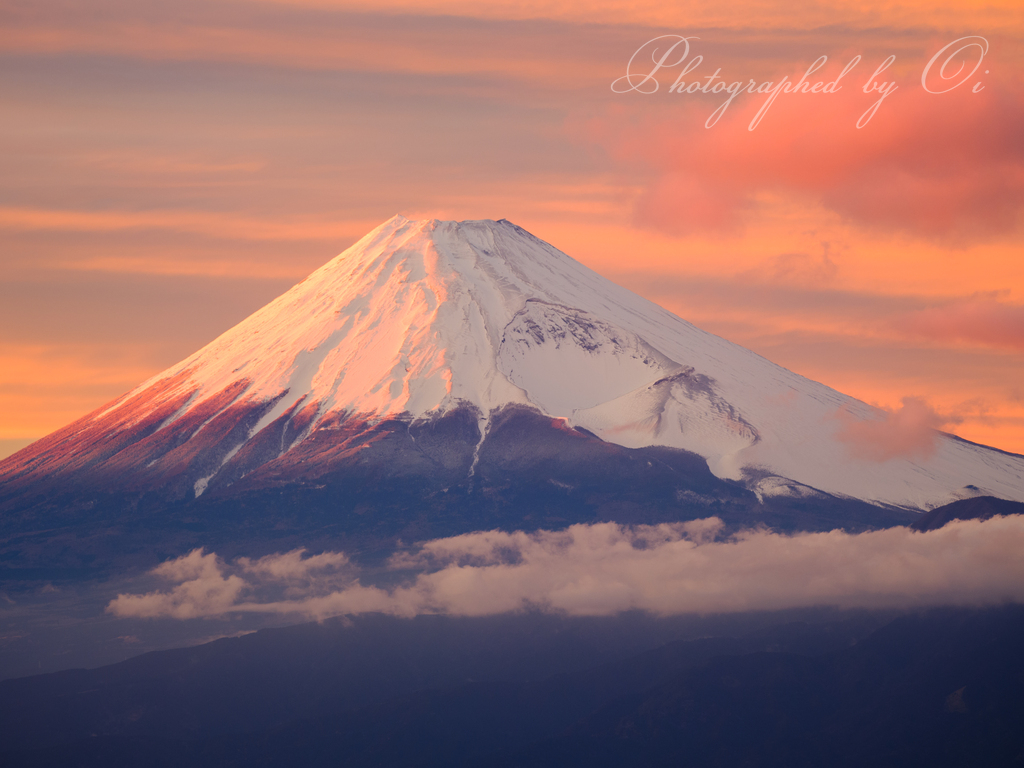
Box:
(107, 516), (1024, 620)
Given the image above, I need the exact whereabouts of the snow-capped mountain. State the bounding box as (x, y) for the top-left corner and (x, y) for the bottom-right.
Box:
(2, 215), (1022, 513)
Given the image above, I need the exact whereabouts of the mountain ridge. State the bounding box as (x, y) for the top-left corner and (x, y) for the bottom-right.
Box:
(2, 215), (1022, 515)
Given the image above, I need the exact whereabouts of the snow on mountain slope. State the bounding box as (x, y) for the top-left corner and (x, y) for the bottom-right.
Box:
(5, 215), (1023, 510)
(571, 370), (760, 476)
(496, 300), (678, 415)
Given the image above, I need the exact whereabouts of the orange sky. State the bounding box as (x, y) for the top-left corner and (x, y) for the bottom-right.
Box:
(1, 0), (1022, 458)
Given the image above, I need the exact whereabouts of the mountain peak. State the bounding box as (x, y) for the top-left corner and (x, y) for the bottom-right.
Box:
(3, 217), (1023, 510)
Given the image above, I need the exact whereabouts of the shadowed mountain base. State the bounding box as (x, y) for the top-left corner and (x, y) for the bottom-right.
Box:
(1, 606), (1021, 768)
(0, 406), (917, 581)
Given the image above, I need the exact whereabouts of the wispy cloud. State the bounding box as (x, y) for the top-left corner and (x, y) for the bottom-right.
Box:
(0, 207), (373, 243)
(108, 516), (1024, 620)
(118, 0), (1024, 33)
(0, 4), (623, 87)
(834, 396), (960, 462)
(238, 549), (350, 580)
(900, 295), (1024, 353)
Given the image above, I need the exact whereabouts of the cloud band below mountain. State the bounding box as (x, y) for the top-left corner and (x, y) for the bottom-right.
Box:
(107, 516), (1024, 620)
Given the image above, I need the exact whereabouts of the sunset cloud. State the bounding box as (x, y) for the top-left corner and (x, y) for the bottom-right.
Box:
(740, 247), (840, 288)
(110, 549), (247, 619)
(121, 0), (1024, 33)
(834, 396), (958, 462)
(108, 516), (1024, 620)
(108, 548), (354, 618)
(0, 4), (624, 88)
(0, 207), (373, 243)
(900, 295), (1024, 352)
(238, 549), (350, 580)
(589, 65), (1024, 241)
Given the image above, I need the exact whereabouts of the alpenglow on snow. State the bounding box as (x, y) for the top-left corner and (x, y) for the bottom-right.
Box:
(3, 215), (1022, 510)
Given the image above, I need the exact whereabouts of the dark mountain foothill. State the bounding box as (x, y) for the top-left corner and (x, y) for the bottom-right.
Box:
(0, 607), (1021, 768)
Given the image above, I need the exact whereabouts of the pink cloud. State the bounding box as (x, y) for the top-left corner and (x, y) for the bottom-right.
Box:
(739, 246), (840, 287)
(238, 549), (350, 581)
(107, 516), (1024, 620)
(110, 549), (247, 619)
(835, 396), (960, 462)
(587, 64), (1024, 241)
(900, 295), (1024, 352)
